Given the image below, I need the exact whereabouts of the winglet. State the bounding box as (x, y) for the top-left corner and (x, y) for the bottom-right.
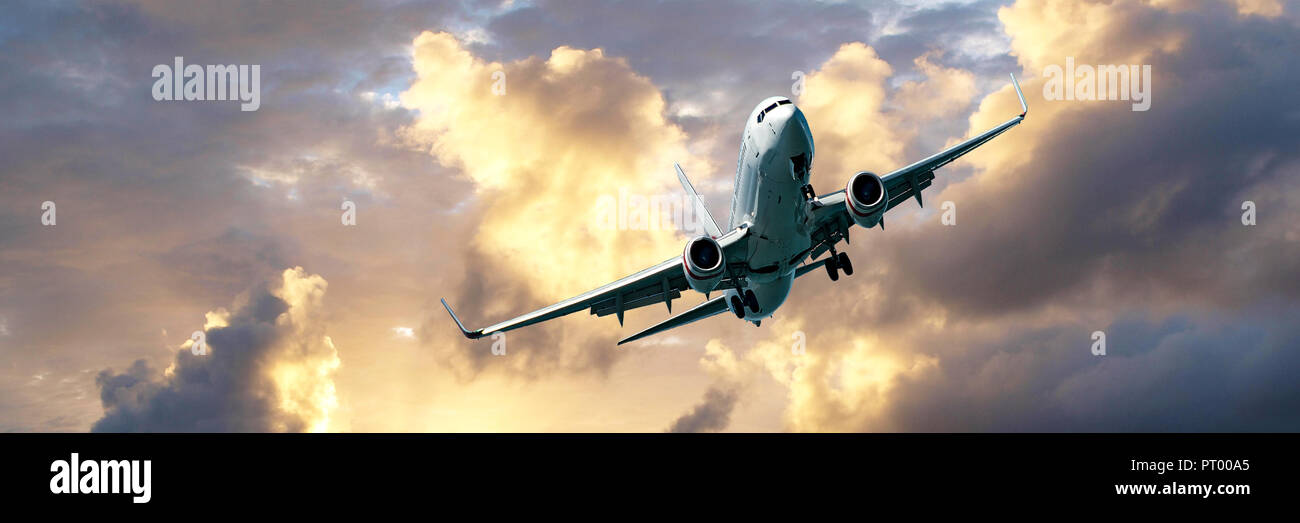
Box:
(441, 298), (484, 339)
(675, 163), (723, 237)
(1010, 73), (1028, 118)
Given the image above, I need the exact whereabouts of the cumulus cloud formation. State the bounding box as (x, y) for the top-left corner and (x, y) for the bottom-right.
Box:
(93, 268), (340, 432)
(797, 42), (905, 180)
(3, 0), (1297, 433)
(667, 339), (754, 432)
(739, 0), (1300, 432)
(796, 42), (979, 187)
(668, 386), (740, 433)
(402, 31), (706, 379)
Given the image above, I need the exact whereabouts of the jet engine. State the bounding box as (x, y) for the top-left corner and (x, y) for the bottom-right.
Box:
(845, 171), (888, 228)
(682, 235), (725, 293)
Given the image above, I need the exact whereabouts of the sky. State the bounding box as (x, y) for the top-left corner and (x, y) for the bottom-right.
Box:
(1, 0), (1298, 432)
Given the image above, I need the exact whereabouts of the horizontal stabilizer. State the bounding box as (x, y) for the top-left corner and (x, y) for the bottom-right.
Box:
(618, 295), (730, 345)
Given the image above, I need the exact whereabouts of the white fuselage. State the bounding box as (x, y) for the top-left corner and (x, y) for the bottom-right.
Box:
(723, 97), (817, 321)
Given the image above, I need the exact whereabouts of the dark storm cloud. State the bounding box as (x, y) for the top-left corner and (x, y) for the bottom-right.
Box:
(93, 271), (333, 432)
(880, 7), (1300, 318)
(765, 1), (1300, 432)
(0, 0), (469, 431)
(880, 308), (1300, 431)
(667, 384), (740, 433)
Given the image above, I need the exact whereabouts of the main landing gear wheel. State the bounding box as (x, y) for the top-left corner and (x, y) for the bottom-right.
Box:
(730, 295), (745, 319)
(826, 252), (853, 281)
(825, 258), (839, 281)
(744, 289), (760, 313)
(837, 252), (853, 276)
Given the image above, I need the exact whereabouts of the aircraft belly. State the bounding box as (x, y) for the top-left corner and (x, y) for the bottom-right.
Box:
(745, 172), (810, 284)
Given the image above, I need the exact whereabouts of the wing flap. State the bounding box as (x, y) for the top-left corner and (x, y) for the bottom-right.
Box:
(592, 287), (683, 317)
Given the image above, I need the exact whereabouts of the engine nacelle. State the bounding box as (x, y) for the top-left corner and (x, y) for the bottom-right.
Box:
(682, 236), (725, 293)
(845, 171), (888, 228)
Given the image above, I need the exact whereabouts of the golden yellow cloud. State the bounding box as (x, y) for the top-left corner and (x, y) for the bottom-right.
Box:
(401, 31), (705, 303)
(896, 52), (979, 120)
(269, 267), (340, 433)
(798, 43), (981, 187)
(797, 42), (905, 182)
(1152, 0), (1285, 17)
(1230, 0), (1284, 17)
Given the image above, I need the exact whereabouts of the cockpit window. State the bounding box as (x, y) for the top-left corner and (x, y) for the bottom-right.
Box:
(757, 101), (789, 123)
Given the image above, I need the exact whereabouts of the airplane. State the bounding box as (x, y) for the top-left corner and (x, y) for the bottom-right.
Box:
(442, 74), (1029, 345)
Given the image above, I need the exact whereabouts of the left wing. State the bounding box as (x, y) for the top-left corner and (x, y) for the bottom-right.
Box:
(802, 73), (1028, 264)
(442, 226), (750, 339)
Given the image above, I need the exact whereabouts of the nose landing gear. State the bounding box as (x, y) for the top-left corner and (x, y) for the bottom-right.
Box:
(800, 183), (817, 201)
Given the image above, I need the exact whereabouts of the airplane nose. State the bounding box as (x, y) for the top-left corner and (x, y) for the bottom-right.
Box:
(779, 108), (813, 151)
(781, 108), (806, 135)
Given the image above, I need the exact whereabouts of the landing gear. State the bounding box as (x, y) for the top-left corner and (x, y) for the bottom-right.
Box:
(730, 290), (760, 317)
(837, 252), (853, 276)
(825, 250), (853, 282)
(800, 183), (816, 201)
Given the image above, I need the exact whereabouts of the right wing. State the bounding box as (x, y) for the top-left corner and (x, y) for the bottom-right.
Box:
(801, 73), (1028, 263)
(442, 225), (750, 339)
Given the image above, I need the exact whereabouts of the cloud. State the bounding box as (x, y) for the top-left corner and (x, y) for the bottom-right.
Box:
(796, 41), (985, 188)
(667, 386), (740, 433)
(402, 31), (710, 379)
(740, 0), (1300, 432)
(798, 42), (904, 180)
(3, 0), (1298, 433)
(666, 339), (753, 432)
(895, 52), (978, 120)
(92, 267), (340, 432)
(0, 1), (467, 431)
